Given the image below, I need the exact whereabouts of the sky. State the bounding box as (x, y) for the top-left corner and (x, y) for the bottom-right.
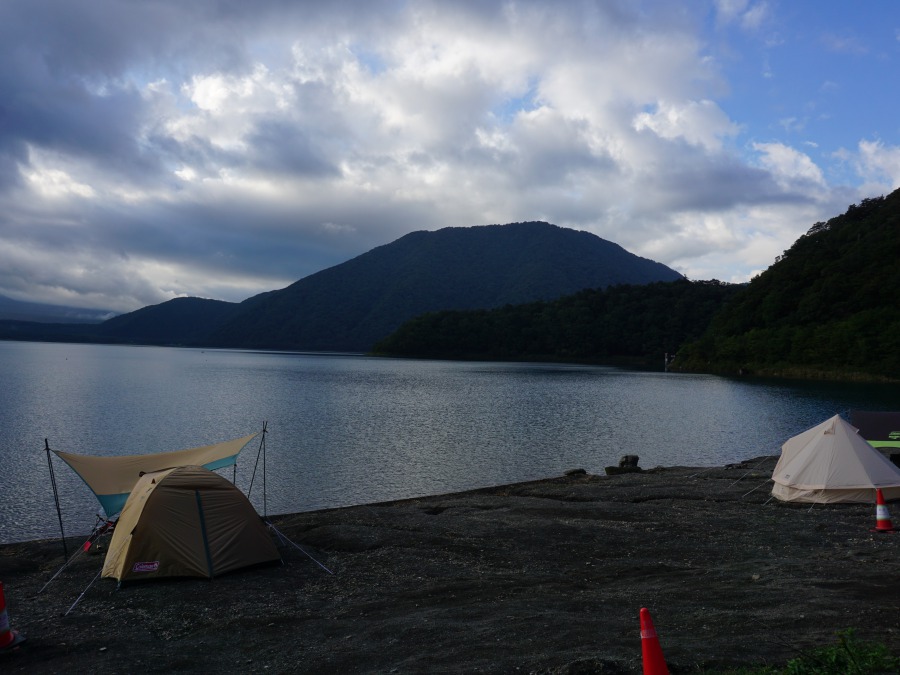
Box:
(1, 0), (898, 314)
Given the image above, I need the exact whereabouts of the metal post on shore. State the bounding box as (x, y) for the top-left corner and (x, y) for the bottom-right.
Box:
(45, 439), (69, 561)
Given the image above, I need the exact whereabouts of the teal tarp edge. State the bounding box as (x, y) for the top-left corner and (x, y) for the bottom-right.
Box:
(52, 455), (125, 517)
(202, 454), (240, 472)
(92, 453), (241, 517)
(98, 493), (130, 518)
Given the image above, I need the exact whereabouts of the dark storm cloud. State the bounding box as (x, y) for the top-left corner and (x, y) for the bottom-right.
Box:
(246, 120), (342, 178)
(0, 2), (166, 190)
(643, 154), (804, 213)
(0, 0), (394, 189)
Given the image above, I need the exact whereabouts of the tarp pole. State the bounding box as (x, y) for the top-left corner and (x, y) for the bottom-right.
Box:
(45, 439), (69, 561)
(247, 421), (268, 514)
(262, 421), (268, 519)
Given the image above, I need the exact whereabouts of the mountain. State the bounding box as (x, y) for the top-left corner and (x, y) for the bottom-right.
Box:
(97, 297), (240, 344)
(673, 190), (900, 380)
(0, 295), (114, 323)
(207, 221), (683, 352)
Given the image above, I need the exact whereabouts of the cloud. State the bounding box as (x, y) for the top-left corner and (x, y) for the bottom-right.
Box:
(0, 0), (892, 312)
(714, 0), (770, 32)
(854, 140), (900, 192)
(752, 142), (826, 191)
(634, 99), (740, 152)
(820, 33), (868, 55)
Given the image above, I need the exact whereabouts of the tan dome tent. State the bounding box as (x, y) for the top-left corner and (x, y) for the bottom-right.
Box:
(772, 415), (900, 504)
(102, 466), (280, 582)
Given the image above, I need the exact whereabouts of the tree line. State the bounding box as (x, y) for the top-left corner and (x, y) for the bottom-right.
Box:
(373, 279), (740, 369)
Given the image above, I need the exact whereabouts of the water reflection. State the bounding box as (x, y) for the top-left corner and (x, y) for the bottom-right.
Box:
(1, 341), (898, 543)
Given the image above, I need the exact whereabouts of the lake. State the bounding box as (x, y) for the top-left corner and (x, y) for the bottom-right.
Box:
(1, 340), (898, 544)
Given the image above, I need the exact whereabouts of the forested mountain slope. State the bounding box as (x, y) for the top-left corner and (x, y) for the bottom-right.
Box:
(97, 297), (240, 344)
(373, 279), (739, 367)
(673, 190), (900, 380)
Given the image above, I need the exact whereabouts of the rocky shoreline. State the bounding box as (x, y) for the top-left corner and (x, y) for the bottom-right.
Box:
(2, 458), (899, 673)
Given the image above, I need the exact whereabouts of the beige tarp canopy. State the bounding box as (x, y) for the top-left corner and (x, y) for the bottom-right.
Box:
(772, 415), (900, 503)
(102, 465), (279, 581)
(53, 433), (258, 516)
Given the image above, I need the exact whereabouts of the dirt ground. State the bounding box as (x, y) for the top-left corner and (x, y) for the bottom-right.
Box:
(1, 457), (899, 674)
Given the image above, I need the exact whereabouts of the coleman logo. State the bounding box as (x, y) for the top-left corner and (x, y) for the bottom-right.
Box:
(132, 561), (160, 573)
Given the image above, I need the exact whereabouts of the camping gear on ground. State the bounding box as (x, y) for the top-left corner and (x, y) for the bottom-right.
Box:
(849, 410), (900, 467)
(41, 425), (331, 614)
(50, 433), (259, 518)
(102, 465), (280, 582)
(771, 415), (900, 503)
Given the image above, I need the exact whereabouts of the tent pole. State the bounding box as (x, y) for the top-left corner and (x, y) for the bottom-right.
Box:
(45, 439), (69, 561)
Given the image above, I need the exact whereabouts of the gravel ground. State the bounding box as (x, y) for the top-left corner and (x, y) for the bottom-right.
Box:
(1, 457), (899, 673)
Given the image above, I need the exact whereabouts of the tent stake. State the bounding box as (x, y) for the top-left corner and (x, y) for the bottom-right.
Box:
(45, 439), (69, 561)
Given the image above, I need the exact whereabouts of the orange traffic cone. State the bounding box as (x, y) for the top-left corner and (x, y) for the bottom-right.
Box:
(871, 489), (896, 533)
(0, 582), (26, 652)
(640, 607), (670, 675)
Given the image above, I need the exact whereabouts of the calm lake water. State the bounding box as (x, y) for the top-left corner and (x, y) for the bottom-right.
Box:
(2, 340), (898, 544)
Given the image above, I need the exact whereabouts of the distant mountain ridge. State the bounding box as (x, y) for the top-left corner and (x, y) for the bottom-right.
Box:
(0, 295), (114, 323)
(207, 221), (683, 351)
(0, 221), (683, 352)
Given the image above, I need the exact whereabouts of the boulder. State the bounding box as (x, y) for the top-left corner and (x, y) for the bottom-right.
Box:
(605, 455), (642, 475)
